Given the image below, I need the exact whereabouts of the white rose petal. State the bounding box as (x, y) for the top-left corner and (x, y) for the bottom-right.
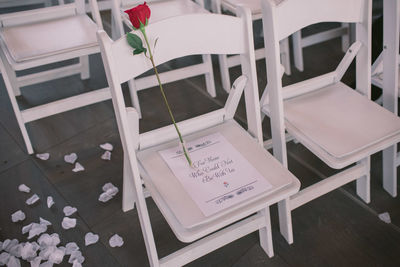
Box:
(61, 217), (76, 230)
(109, 234), (124, 248)
(18, 184), (30, 193)
(11, 210), (25, 223)
(64, 153), (78, 164)
(26, 194), (40, 206)
(36, 153), (50, 161)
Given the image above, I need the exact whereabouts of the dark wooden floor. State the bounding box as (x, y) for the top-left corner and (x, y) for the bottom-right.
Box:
(1, 5), (400, 267)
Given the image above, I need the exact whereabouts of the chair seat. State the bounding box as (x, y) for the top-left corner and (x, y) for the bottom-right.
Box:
(0, 14), (98, 63)
(122, 0), (209, 25)
(138, 120), (300, 242)
(283, 82), (400, 169)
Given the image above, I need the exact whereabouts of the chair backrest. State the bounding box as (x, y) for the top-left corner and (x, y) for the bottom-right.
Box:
(261, 0), (371, 166)
(0, 0), (88, 27)
(98, 5), (261, 171)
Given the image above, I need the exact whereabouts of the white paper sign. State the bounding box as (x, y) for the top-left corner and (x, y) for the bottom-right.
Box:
(159, 133), (272, 217)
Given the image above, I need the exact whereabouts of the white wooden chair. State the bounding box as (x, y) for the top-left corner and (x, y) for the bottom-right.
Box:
(109, 0), (216, 117)
(211, 0), (292, 92)
(212, 0), (350, 92)
(370, 0), (400, 197)
(0, 0), (53, 8)
(0, 0), (108, 154)
(260, 0), (400, 243)
(98, 7), (300, 266)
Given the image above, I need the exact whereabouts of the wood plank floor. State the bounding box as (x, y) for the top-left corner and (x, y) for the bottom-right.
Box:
(1, 6), (400, 267)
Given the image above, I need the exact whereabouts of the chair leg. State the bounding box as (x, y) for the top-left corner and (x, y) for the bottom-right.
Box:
(0, 61), (33, 154)
(111, 15), (119, 41)
(356, 157), (371, 203)
(278, 198), (293, 244)
(383, 145), (397, 197)
(258, 207), (274, 257)
(122, 152), (137, 212)
(202, 54), (216, 97)
(218, 54), (231, 93)
(341, 23), (350, 53)
(127, 79), (142, 119)
(292, 31), (304, 72)
(79, 56), (90, 80)
(280, 38), (291, 75)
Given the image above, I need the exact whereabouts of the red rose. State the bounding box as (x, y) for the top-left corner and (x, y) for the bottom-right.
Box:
(124, 2), (151, 30)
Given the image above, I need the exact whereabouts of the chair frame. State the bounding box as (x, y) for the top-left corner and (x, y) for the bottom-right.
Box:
(98, 7), (299, 266)
(0, 0), (109, 154)
(370, 0), (400, 197)
(211, 0), (292, 92)
(260, 0), (376, 243)
(109, 0), (216, 117)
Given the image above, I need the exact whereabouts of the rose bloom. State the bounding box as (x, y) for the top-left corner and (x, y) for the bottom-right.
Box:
(125, 2), (151, 30)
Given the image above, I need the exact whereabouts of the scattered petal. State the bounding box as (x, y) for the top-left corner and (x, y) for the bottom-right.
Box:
(30, 256), (42, 267)
(26, 194), (40, 206)
(18, 184), (30, 193)
(0, 252), (10, 265)
(84, 232), (99, 246)
(46, 197), (54, 209)
(72, 259), (82, 267)
(98, 192), (113, 203)
(100, 143), (113, 151)
(48, 248), (64, 264)
(65, 243), (79, 256)
(3, 239), (18, 253)
(36, 153), (50, 161)
(21, 242), (37, 261)
(28, 224), (47, 240)
(11, 210), (26, 223)
(5, 255), (19, 267)
(109, 234), (124, 248)
(61, 217), (76, 230)
(38, 246), (55, 261)
(378, 212), (391, 224)
(39, 218), (52, 226)
(101, 151), (112, 161)
(8, 243), (22, 258)
(63, 206), (77, 217)
(99, 183), (119, 203)
(64, 153), (78, 164)
(22, 223), (33, 235)
(72, 163), (84, 173)
(68, 251), (84, 264)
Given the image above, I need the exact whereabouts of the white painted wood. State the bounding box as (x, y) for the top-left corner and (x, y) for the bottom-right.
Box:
(0, 0), (108, 154)
(381, 0), (400, 197)
(277, 198), (293, 244)
(17, 63), (82, 87)
(212, 0), (292, 91)
(258, 208), (274, 258)
(290, 164), (366, 210)
(98, 8), (300, 266)
(261, 0), (400, 244)
(112, 0), (216, 113)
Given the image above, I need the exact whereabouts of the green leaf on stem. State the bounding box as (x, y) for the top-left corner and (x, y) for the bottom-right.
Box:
(133, 47), (147, 55)
(127, 32), (144, 50)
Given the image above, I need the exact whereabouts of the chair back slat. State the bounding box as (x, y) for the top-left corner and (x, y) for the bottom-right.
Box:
(266, 0), (365, 41)
(109, 14), (246, 84)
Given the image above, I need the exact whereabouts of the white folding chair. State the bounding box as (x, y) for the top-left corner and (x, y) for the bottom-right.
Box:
(109, 0), (216, 117)
(370, 0), (400, 197)
(0, 0), (53, 8)
(260, 0), (400, 243)
(98, 7), (300, 266)
(0, 0), (109, 154)
(291, 22), (350, 72)
(211, 0), (292, 92)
